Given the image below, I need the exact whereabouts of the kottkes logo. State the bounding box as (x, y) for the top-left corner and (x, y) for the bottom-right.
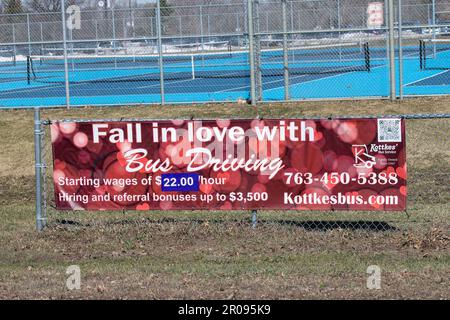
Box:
(352, 145), (376, 169)
(370, 143), (398, 154)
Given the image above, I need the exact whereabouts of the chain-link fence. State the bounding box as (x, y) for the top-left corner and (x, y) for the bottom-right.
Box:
(32, 112), (449, 232)
(1, 0), (450, 108)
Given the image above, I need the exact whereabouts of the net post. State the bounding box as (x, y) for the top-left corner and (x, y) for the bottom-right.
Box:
(61, 0), (71, 109)
(364, 42), (371, 72)
(34, 108), (45, 232)
(282, 0), (290, 101)
(398, 0), (404, 100)
(423, 41), (427, 70)
(419, 40), (423, 70)
(156, 1), (165, 105)
(191, 55), (195, 79)
(27, 56), (31, 85)
(251, 209), (257, 229)
(247, 0), (257, 106)
(387, 0), (397, 101)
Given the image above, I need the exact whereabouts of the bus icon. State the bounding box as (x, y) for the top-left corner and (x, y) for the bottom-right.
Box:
(352, 145), (376, 169)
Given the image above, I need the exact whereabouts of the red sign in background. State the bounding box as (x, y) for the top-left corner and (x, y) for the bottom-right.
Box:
(51, 118), (406, 211)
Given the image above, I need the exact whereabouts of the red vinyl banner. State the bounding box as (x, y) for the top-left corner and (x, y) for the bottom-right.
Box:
(51, 118), (406, 211)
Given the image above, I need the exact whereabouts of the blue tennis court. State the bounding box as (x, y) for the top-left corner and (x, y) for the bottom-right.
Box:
(1, 41), (450, 108)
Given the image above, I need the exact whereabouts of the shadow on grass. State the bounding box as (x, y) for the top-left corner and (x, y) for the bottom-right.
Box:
(268, 220), (398, 232)
(52, 217), (398, 232)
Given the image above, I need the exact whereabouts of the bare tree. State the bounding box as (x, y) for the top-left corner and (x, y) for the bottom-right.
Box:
(26, 0), (85, 12)
(4, 0), (23, 13)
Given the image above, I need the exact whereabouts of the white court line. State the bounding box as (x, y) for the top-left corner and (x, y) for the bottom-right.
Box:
(214, 62), (387, 94)
(404, 69), (449, 86)
(18, 82), (66, 94)
(137, 70), (254, 90)
(136, 77), (198, 89)
(215, 73), (310, 93)
(20, 73), (184, 93)
(404, 48), (450, 86)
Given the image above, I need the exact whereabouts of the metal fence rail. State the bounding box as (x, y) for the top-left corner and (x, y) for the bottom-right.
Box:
(2, 0), (450, 108)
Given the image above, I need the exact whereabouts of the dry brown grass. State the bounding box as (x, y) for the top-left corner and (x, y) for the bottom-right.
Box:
(0, 97), (449, 299)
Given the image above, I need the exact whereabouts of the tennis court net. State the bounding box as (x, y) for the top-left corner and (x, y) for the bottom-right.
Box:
(27, 42), (370, 85)
(419, 38), (450, 70)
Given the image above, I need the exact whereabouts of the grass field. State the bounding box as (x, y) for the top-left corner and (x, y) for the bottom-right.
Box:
(0, 97), (449, 299)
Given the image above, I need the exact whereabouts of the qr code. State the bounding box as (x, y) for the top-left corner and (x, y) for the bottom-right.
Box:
(377, 118), (402, 142)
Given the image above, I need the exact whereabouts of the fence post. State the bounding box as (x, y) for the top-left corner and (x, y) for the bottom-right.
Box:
(251, 209), (257, 229)
(123, 16), (127, 38)
(337, 0), (341, 30)
(247, 0), (257, 106)
(40, 23), (44, 52)
(34, 108), (44, 231)
(432, 0), (436, 57)
(253, 0), (262, 101)
(290, 1), (294, 31)
(337, 0), (342, 48)
(112, 7), (116, 52)
(398, 0), (403, 100)
(384, 0), (390, 95)
(156, 1), (165, 105)
(95, 21), (99, 49)
(61, 0), (71, 108)
(199, 5), (204, 52)
(12, 24), (17, 61)
(282, 0), (289, 101)
(26, 13), (31, 56)
(388, 0), (396, 100)
(207, 14), (211, 37)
